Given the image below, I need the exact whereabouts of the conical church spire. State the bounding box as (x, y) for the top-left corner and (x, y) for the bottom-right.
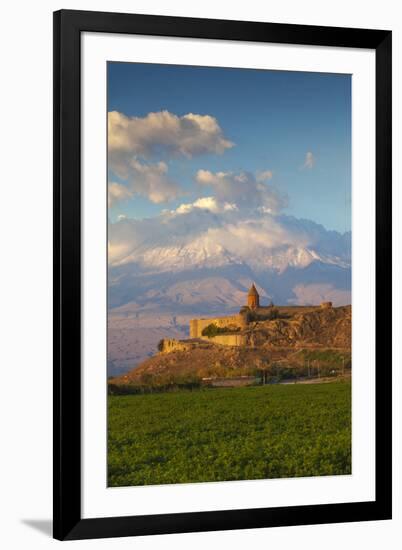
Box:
(247, 284), (260, 309)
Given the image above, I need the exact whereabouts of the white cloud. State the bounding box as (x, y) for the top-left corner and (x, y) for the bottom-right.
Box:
(195, 169), (287, 213)
(302, 151), (315, 169)
(108, 182), (133, 208)
(256, 170), (273, 182)
(108, 239), (134, 265)
(108, 202), (350, 272)
(128, 159), (181, 204)
(205, 218), (308, 259)
(174, 196), (237, 215)
(109, 159), (182, 205)
(108, 110), (234, 205)
(108, 110), (234, 159)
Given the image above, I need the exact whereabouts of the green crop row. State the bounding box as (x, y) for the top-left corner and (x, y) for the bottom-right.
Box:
(108, 380), (351, 487)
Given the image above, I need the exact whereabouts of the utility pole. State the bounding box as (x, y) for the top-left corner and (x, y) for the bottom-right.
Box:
(307, 359), (310, 378)
(317, 360), (320, 379)
(342, 356), (345, 376)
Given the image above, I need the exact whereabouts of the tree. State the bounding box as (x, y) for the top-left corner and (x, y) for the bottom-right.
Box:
(201, 323), (219, 337)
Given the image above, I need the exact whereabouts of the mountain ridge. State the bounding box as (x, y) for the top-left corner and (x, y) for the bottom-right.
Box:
(108, 212), (351, 375)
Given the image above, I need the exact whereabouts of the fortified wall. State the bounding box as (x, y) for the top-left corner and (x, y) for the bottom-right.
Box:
(159, 333), (246, 352)
(189, 314), (246, 338)
(160, 333), (247, 352)
(159, 284), (337, 355)
(159, 339), (196, 354)
(201, 333), (246, 347)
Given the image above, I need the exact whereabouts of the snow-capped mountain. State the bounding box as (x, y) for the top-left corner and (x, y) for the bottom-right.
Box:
(107, 208), (351, 375)
(140, 238), (240, 272)
(110, 226), (350, 272)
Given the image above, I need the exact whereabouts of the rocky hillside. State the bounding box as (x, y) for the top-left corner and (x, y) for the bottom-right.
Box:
(110, 305), (351, 387)
(108, 206), (351, 376)
(244, 305), (351, 349)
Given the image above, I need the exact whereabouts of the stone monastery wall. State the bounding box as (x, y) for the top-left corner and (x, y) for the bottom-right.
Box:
(159, 339), (194, 354)
(189, 314), (245, 338)
(202, 333), (246, 347)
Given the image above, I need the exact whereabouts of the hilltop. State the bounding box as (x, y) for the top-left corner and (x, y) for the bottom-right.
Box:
(109, 304), (351, 389)
(108, 211), (351, 375)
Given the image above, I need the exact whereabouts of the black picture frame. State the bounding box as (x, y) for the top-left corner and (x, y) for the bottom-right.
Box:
(53, 9), (392, 541)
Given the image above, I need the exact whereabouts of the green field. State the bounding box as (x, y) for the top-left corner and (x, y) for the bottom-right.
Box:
(108, 381), (351, 487)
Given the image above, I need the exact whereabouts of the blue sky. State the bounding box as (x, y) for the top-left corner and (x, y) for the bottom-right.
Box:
(108, 62), (351, 233)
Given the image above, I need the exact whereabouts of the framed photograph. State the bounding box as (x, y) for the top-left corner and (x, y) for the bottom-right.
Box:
(53, 9), (392, 541)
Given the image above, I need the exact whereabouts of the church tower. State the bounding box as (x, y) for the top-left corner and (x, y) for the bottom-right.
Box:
(247, 284), (260, 310)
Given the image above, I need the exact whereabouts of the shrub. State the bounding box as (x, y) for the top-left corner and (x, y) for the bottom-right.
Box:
(201, 323), (238, 338)
(202, 323), (219, 338)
